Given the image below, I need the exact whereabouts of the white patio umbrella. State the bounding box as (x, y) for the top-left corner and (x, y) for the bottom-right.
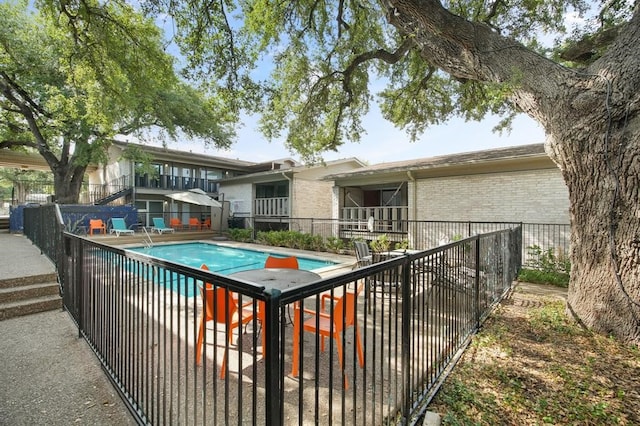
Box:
(165, 188), (222, 207)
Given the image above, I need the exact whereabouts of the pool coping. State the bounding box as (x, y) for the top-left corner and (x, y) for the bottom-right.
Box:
(112, 239), (357, 278)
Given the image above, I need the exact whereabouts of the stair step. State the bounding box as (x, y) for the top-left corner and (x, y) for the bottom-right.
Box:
(0, 282), (60, 304)
(0, 294), (62, 321)
(0, 273), (58, 289)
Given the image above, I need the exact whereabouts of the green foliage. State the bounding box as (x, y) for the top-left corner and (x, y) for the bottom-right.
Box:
(518, 268), (570, 287)
(255, 230), (325, 252)
(132, 0), (620, 162)
(369, 234), (391, 253)
(0, 1), (234, 202)
(325, 236), (345, 253)
(519, 245), (571, 287)
(394, 239), (409, 251)
(529, 301), (575, 339)
(527, 245), (571, 274)
(227, 228), (253, 242)
(5, 0), (628, 167)
(121, 146), (157, 178)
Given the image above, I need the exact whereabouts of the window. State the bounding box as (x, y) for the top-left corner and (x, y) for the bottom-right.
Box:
(255, 182), (289, 198)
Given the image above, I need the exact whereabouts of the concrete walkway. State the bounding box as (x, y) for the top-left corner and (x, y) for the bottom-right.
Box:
(0, 232), (135, 425)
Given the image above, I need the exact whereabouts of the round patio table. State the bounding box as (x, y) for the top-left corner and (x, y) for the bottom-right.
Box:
(229, 268), (321, 291)
(229, 268), (321, 326)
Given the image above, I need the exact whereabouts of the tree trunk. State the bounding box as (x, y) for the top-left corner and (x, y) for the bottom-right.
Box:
(543, 21), (640, 345)
(53, 163), (87, 204)
(387, 0), (640, 344)
(548, 114), (640, 345)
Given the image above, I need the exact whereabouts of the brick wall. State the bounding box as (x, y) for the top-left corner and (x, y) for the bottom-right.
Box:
(292, 178), (333, 218)
(415, 168), (569, 224)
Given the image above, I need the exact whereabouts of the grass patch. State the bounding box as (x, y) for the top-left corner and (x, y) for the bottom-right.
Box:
(428, 285), (640, 425)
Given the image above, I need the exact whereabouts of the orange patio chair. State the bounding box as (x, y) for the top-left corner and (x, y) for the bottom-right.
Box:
(264, 255), (299, 269)
(188, 217), (202, 230)
(196, 264), (260, 379)
(89, 219), (106, 235)
(169, 217), (184, 230)
(202, 217), (211, 229)
(291, 283), (365, 389)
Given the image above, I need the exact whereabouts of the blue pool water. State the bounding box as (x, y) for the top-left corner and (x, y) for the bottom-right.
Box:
(126, 242), (337, 297)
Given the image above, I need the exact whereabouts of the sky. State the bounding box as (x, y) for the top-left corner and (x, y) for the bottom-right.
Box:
(167, 107), (546, 166)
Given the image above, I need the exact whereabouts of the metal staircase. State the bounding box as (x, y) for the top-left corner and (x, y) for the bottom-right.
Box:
(94, 187), (133, 205)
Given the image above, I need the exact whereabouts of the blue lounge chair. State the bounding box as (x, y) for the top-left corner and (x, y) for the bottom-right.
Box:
(152, 218), (175, 234)
(109, 218), (135, 237)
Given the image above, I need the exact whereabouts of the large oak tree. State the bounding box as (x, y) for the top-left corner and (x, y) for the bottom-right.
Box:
(16, 0), (640, 344)
(0, 1), (234, 203)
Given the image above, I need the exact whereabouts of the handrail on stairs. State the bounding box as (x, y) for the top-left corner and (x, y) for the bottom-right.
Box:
(142, 226), (153, 248)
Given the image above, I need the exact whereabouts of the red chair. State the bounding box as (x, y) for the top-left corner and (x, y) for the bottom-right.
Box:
(195, 264), (256, 379)
(202, 218), (211, 229)
(264, 255), (299, 269)
(291, 283), (364, 389)
(89, 219), (106, 235)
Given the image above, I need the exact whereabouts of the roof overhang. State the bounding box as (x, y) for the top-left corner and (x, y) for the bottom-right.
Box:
(325, 144), (555, 186)
(110, 140), (258, 171)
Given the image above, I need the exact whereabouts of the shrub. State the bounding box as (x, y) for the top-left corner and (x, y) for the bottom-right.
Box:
(519, 245), (570, 287)
(325, 236), (345, 253)
(228, 228), (253, 242)
(255, 230), (326, 251)
(370, 234), (391, 253)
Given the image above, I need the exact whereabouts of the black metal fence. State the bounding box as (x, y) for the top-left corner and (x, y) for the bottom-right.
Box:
(239, 216), (568, 267)
(24, 205), (522, 425)
(23, 204), (65, 293)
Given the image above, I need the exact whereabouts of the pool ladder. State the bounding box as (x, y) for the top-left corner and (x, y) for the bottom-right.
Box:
(142, 226), (154, 248)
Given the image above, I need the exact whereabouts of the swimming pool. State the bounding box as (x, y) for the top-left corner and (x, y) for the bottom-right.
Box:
(126, 242), (338, 296)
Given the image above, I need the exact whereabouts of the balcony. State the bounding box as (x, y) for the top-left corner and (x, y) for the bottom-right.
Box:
(135, 175), (219, 193)
(340, 206), (409, 234)
(254, 197), (289, 216)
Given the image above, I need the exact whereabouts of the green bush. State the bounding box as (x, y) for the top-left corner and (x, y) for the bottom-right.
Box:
(518, 268), (570, 287)
(519, 245), (571, 287)
(228, 228), (253, 242)
(255, 230), (326, 252)
(325, 236), (345, 253)
(369, 234), (391, 253)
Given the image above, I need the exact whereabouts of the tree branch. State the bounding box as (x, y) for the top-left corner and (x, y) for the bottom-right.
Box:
(0, 139), (37, 149)
(386, 0), (569, 96)
(0, 73), (59, 167)
(482, 0), (504, 32)
(0, 72), (50, 118)
(337, 0), (350, 38)
(340, 37), (416, 105)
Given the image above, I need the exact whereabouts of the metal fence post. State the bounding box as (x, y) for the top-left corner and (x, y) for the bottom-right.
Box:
(263, 288), (282, 426)
(474, 236), (481, 331)
(76, 237), (84, 338)
(401, 256), (412, 421)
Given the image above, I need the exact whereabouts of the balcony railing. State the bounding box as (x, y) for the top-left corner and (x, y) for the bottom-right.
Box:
(24, 204), (522, 425)
(135, 175), (219, 193)
(341, 206), (409, 233)
(254, 197), (288, 216)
